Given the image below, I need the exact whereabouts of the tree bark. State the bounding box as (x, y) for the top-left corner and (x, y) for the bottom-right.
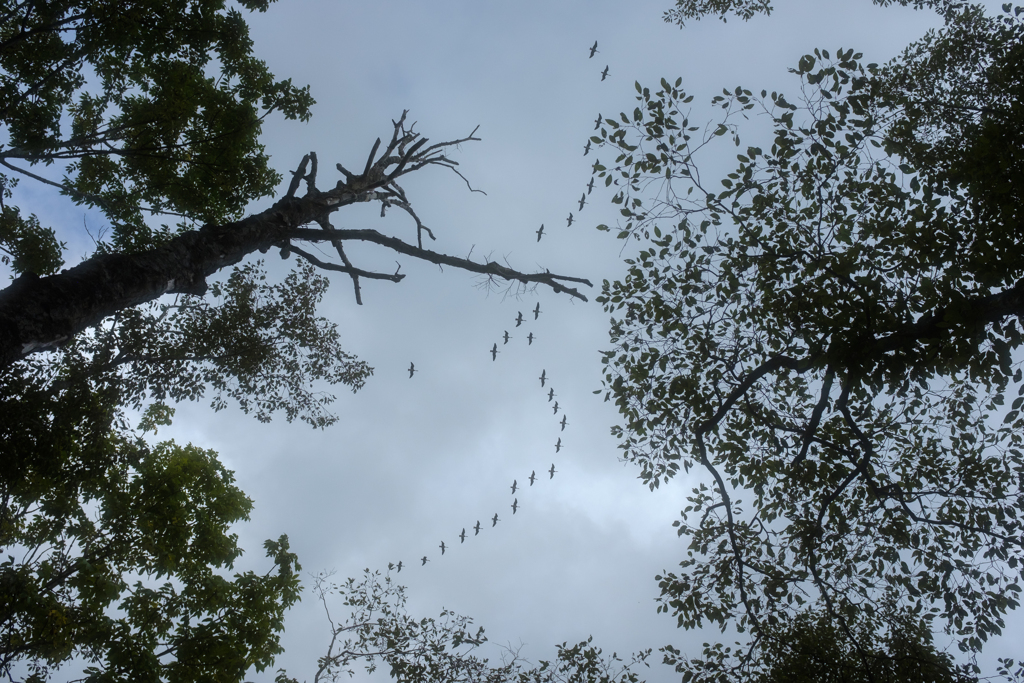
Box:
(0, 185), (591, 370)
(0, 192), (330, 368)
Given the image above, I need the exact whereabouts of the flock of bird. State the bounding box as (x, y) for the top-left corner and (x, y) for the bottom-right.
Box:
(491, 302), (542, 360)
(395, 457), (561, 570)
(402, 460), (559, 570)
(395, 303), (569, 572)
(387, 39), (605, 574)
(536, 40), (608, 244)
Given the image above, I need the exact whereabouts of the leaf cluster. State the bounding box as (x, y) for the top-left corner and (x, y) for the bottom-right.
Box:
(289, 570), (651, 683)
(72, 260), (372, 428)
(592, 2), (1024, 675)
(662, 0), (965, 26)
(0, 358), (302, 682)
(664, 603), (978, 683)
(0, 0), (314, 268)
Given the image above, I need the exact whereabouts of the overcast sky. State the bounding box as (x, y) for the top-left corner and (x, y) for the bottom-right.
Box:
(13, 0), (1021, 680)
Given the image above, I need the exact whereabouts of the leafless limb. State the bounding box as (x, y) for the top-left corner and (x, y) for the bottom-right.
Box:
(271, 114), (591, 302)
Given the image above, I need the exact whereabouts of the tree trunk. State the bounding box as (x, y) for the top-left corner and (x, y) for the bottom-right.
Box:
(0, 193), (338, 369)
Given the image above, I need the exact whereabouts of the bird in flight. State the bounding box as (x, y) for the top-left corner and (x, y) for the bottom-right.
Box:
(491, 343), (499, 361)
(594, 114), (602, 130)
(459, 528), (467, 543)
(529, 470), (537, 486)
(536, 224), (544, 242)
(555, 438), (562, 453)
(396, 560), (403, 573)
(601, 65), (610, 81)
(527, 332), (535, 345)
(421, 556), (429, 566)
(578, 193), (587, 211)
(584, 139), (592, 156)
(408, 362), (417, 378)
(587, 177), (595, 194)
(515, 311), (525, 327)
(547, 387), (555, 402)
(589, 40), (599, 58)
(549, 463), (557, 479)
(566, 212), (574, 227)
(560, 414), (568, 431)
(533, 302), (541, 319)
(512, 498), (519, 514)
(503, 330), (511, 344)
(474, 520), (482, 535)
(552, 401), (560, 415)
(511, 479), (518, 494)
(439, 541), (447, 555)
(492, 513), (500, 527)
(539, 369), (547, 387)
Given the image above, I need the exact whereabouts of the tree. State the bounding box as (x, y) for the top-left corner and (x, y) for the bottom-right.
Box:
(0, 122), (591, 371)
(0, 363), (302, 682)
(593, 1), (1024, 679)
(0, 0), (314, 258)
(0, 1), (592, 681)
(0, 0), (590, 370)
(0, 1), (316, 679)
(281, 569), (650, 683)
(662, 0), (957, 25)
(663, 603), (978, 683)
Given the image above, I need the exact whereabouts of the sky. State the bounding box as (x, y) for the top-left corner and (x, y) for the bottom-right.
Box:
(7, 0), (1022, 681)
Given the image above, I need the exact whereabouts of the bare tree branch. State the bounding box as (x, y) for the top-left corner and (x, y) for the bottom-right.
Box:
(0, 115), (592, 368)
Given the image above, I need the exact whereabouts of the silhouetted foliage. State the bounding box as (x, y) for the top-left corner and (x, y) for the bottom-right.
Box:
(595, 2), (1024, 679)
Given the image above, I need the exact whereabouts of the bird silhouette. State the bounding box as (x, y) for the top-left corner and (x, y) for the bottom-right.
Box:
(584, 140), (592, 156)
(529, 470), (537, 486)
(547, 388), (555, 402)
(560, 414), (568, 431)
(539, 369), (547, 387)
(421, 556), (429, 566)
(567, 212), (574, 227)
(527, 332), (535, 345)
(515, 311), (525, 327)
(474, 520), (482, 535)
(601, 65), (610, 81)
(578, 193), (587, 211)
(408, 362), (417, 378)
(553, 401), (560, 414)
(492, 513), (499, 527)
(594, 114), (602, 130)
(439, 541), (446, 555)
(511, 479), (518, 494)
(587, 177), (595, 194)
(491, 343), (499, 361)
(396, 560), (403, 573)
(589, 40), (599, 58)
(536, 224), (544, 242)
(555, 438), (562, 453)
(503, 330), (511, 344)
(549, 463), (557, 479)
(512, 498), (519, 514)
(533, 302), (541, 320)
(460, 528), (467, 543)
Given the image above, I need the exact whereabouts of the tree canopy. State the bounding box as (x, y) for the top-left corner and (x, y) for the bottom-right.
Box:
(283, 570), (651, 683)
(662, 0), (958, 25)
(0, 0), (591, 370)
(594, 1), (1024, 679)
(0, 0), (314, 260)
(0, 357), (302, 682)
(0, 0), (593, 681)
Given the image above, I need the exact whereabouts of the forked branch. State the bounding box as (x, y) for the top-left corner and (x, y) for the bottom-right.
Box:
(278, 114), (592, 303)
